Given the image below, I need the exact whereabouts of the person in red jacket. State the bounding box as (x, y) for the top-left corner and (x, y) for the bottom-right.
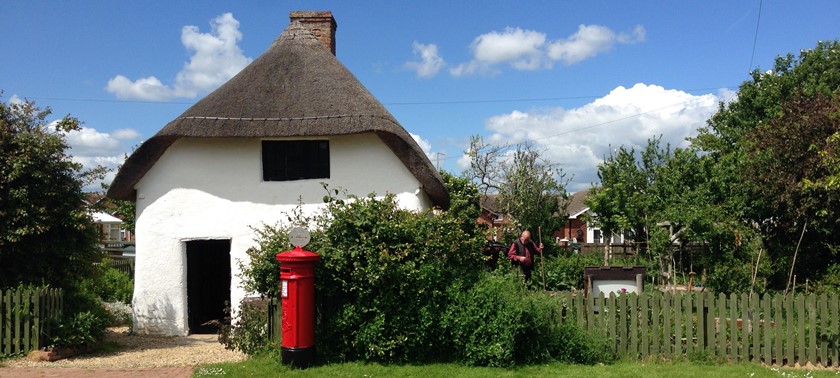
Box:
(508, 230), (543, 283)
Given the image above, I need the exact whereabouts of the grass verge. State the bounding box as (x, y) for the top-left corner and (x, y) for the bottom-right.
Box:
(194, 355), (838, 378)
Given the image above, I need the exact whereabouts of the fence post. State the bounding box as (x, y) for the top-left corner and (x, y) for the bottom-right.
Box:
(819, 293), (829, 365)
(610, 294), (630, 356)
(760, 293), (770, 364)
(23, 289), (31, 353)
(831, 293), (839, 367)
(796, 293), (805, 365)
(3, 289), (10, 355)
(696, 293), (705, 354)
(629, 293), (639, 359)
(716, 293), (726, 358)
(808, 294), (817, 365)
(666, 292), (675, 358)
(1, 289), (5, 355)
(640, 293), (649, 358)
(684, 294), (693, 356)
(750, 293), (760, 362)
(729, 293), (739, 362)
(770, 294), (780, 364)
(705, 292), (715, 358)
(739, 292), (749, 362)
(651, 291), (660, 358)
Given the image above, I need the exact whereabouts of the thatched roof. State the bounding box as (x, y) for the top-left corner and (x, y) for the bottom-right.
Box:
(107, 20), (449, 208)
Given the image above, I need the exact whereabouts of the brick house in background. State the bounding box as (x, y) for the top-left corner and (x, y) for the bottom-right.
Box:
(479, 189), (627, 246)
(477, 194), (513, 241)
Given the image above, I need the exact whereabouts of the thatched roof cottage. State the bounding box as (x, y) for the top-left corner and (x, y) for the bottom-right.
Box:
(108, 11), (448, 335)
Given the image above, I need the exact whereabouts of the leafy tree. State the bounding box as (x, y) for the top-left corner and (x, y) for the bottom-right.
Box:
(439, 170), (483, 239)
(0, 95), (103, 290)
(585, 137), (669, 250)
(464, 135), (568, 236)
(587, 137), (766, 291)
(694, 40), (840, 288)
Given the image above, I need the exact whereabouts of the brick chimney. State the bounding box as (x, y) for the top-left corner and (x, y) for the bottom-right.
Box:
(289, 11), (337, 55)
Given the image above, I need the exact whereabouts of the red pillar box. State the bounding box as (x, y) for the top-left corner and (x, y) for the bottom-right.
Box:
(276, 246), (320, 368)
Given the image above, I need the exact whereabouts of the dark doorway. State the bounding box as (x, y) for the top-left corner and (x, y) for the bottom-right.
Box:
(186, 239), (231, 334)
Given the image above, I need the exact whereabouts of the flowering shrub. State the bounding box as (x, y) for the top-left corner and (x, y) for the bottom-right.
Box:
(103, 301), (132, 327)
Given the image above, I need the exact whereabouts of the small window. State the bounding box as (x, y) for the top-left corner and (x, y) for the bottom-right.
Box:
(262, 140), (330, 181)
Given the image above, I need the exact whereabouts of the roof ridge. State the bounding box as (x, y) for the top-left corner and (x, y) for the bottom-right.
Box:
(177, 114), (383, 122)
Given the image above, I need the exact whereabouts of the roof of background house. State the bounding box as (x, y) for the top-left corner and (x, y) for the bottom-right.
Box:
(479, 194), (500, 213)
(563, 189), (591, 218)
(107, 13), (449, 209)
(92, 212), (122, 224)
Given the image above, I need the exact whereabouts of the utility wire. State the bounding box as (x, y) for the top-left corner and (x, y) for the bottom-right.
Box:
(748, 0), (764, 72)
(435, 97), (707, 161)
(19, 86), (735, 107)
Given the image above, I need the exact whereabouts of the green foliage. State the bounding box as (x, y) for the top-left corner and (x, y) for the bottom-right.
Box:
(0, 94), (103, 290)
(80, 258), (133, 304)
(311, 193), (486, 363)
(49, 290), (109, 348)
(586, 137), (669, 245)
(439, 170), (483, 238)
(692, 40), (840, 288)
(446, 272), (614, 367)
(543, 253), (603, 291)
(220, 299), (271, 355)
(813, 265), (840, 294)
(587, 135), (768, 291)
(239, 224), (292, 299)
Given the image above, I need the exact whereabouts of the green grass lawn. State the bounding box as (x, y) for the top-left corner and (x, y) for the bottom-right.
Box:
(194, 356), (838, 377)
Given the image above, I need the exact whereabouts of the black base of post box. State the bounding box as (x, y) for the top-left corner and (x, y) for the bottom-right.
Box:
(281, 346), (314, 368)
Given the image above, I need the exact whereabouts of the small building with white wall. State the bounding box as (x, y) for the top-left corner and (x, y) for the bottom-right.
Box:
(107, 11), (449, 335)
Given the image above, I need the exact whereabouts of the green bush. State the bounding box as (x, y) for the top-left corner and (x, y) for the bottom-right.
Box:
(49, 290), (109, 348)
(543, 253), (603, 291)
(310, 193), (486, 363)
(219, 299), (271, 355)
(239, 224), (292, 299)
(80, 258), (133, 304)
(446, 272), (614, 366)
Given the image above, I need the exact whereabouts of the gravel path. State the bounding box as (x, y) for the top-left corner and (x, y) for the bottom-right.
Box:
(4, 327), (247, 370)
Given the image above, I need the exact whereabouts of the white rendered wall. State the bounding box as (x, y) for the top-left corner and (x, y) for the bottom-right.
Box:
(132, 133), (432, 335)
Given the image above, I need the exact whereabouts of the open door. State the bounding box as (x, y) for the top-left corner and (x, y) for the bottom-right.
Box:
(186, 239), (231, 334)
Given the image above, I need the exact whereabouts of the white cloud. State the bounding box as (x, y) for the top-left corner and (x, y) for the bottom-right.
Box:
(451, 27), (546, 77)
(547, 24), (645, 65)
(478, 83), (719, 192)
(106, 12), (252, 101)
(63, 126), (142, 190)
(111, 128), (141, 140)
(451, 24), (645, 76)
(404, 42), (446, 78)
(456, 153), (472, 171)
(471, 27), (547, 70)
(409, 132), (434, 159)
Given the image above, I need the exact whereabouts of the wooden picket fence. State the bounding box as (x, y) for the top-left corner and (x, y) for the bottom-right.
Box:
(556, 291), (840, 366)
(0, 287), (64, 356)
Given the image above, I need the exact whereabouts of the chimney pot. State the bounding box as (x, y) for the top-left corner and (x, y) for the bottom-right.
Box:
(289, 11), (337, 56)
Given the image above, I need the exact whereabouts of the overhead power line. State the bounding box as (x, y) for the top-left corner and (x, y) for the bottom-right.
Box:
(17, 86), (735, 108)
(748, 0), (764, 72)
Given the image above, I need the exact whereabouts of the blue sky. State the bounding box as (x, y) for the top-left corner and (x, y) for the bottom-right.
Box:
(2, 1), (839, 192)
